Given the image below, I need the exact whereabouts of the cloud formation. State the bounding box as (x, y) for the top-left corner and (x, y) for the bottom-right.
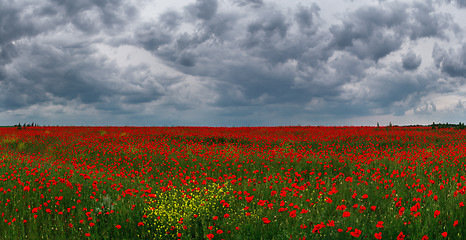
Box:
(1, 0), (466, 126)
(433, 43), (466, 78)
(402, 51), (422, 70)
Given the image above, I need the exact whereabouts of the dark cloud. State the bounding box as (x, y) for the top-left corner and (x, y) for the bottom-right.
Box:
(366, 72), (432, 108)
(402, 51), (422, 70)
(457, 0), (466, 7)
(159, 10), (182, 30)
(0, 0), (146, 112)
(329, 4), (407, 61)
(0, 43), (18, 65)
(0, 2), (42, 44)
(0, 0), (140, 60)
(433, 43), (466, 78)
(0, 0), (62, 72)
(408, 2), (455, 40)
(0, 66), (6, 81)
(113, 65), (166, 105)
(203, 13), (239, 41)
(139, 11), (239, 68)
(134, 24), (172, 51)
(307, 68), (442, 118)
(445, 0), (466, 8)
(352, 32), (403, 61)
(329, 2), (456, 61)
(0, 0), (139, 48)
(50, 0), (138, 32)
(177, 51), (197, 67)
(0, 42), (166, 112)
(130, 0), (461, 121)
(1, 0), (466, 126)
(294, 4), (320, 35)
(246, 12), (289, 41)
(294, 53), (372, 104)
(215, 63), (308, 106)
(240, 11), (304, 65)
(186, 0), (219, 21)
(0, 44), (103, 108)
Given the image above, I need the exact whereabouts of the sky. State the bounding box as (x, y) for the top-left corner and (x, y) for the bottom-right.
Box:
(1, 0), (466, 126)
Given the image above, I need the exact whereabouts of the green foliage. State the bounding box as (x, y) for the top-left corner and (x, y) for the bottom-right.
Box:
(431, 122), (466, 129)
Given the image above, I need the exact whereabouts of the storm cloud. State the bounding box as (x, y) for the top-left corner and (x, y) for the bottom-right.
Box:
(402, 51), (422, 70)
(433, 43), (466, 78)
(1, 0), (466, 126)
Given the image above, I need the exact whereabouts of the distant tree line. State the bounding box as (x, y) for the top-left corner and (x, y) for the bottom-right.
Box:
(15, 122), (39, 130)
(430, 122), (466, 129)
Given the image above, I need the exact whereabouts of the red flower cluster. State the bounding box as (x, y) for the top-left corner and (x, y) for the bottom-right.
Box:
(0, 126), (465, 239)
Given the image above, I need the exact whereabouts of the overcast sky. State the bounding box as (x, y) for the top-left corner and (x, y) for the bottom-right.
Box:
(1, 0), (466, 126)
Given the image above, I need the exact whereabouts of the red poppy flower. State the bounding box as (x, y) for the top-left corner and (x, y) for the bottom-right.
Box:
(397, 231), (405, 240)
(399, 207), (405, 216)
(327, 220), (335, 227)
(262, 217), (271, 224)
(376, 221), (384, 228)
(350, 228), (361, 238)
(312, 223), (325, 233)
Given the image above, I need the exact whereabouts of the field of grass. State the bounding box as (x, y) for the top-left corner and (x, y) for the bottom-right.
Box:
(0, 126), (465, 239)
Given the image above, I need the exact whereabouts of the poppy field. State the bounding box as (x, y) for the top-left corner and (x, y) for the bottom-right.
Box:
(0, 126), (465, 239)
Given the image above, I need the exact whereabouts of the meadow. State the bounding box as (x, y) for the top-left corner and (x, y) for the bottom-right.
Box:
(0, 126), (464, 239)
